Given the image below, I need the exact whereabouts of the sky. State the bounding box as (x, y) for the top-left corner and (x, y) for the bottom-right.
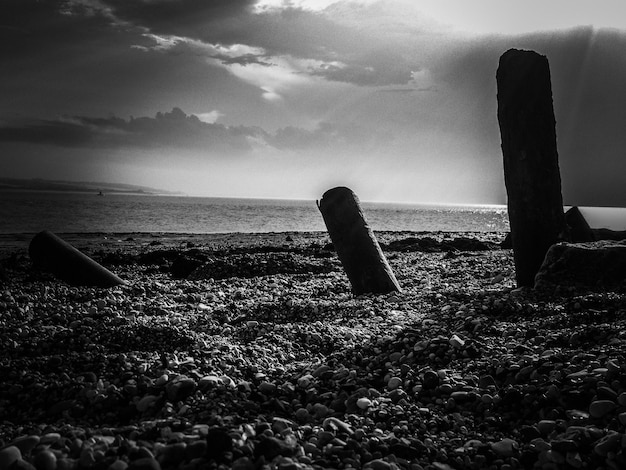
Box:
(2, 0), (626, 205)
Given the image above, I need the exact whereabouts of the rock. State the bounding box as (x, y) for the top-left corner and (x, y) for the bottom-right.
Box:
(33, 450), (57, 470)
(565, 207), (595, 242)
(449, 334), (465, 349)
(128, 458), (161, 470)
(170, 255), (204, 279)
(589, 400), (617, 419)
(422, 370), (439, 390)
(535, 241), (626, 290)
(387, 377), (402, 390)
(166, 377), (196, 402)
(594, 431), (622, 457)
(0, 447), (21, 470)
(9, 436), (40, 455)
(108, 460), (128, 470)
(357, 397), (373, 409)
(491, 438), (519, 457)
(11, 460), (36, 470)
(254, 436), (294, 460)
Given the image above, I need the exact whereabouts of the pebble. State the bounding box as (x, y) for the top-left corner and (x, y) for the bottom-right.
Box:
(357, 397), (373, 409)
(128, 458), (161, 470)
(0, 447), (22, 470)
(449, 334), (465, 349)
(136, 395), (159, 412)
(9, 436), (40, 455)
(491, 438), (518, 458)
(387, 377), (402, 390)
(33, 450), (57, 470)
(422, 370), (439, 389)
(589, 400), (617, 418)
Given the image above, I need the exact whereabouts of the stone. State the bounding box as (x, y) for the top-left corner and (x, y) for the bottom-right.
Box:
(491, 438), (519, 457)
(589, 400), (617, 419)
(33, 450), (57, 470)
(535, 241), (626, 290)
(423, 370), (439, 390)
(166, 377), (196, 402)
(9, 436), (40, 455)
(565, 207), (595, 242)
(357, 397), (373, 409)
(128, 458), (161, 470)
(497, 49), (565, 287)
(449, 334), (465, 349)
(0, 447), (22, 470)
(253, 436), (295, 460)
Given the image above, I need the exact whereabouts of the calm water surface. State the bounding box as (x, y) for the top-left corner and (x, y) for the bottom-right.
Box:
(1, 190), (509, 233)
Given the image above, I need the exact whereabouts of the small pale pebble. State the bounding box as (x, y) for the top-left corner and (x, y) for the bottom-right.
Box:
(357, 397), (373, 409)
(618, 392), (626, 407)
(0, 446), (22, 470)
(589, 400), (616, 419)
(619, 412), (626, 426)
(449, 334), (465, 349)
(246, 320), (259, 329)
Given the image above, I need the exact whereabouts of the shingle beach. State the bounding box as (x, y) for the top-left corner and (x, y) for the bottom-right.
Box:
(1, 231), (626, 470)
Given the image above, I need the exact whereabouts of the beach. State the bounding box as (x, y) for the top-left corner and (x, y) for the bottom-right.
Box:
(1, 230), (626, 470)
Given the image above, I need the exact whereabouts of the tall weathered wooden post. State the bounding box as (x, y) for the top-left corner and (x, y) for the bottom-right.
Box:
(317, 187), (401, 295)
(29, 230), (125, 287)
(497, 48), (566, 287)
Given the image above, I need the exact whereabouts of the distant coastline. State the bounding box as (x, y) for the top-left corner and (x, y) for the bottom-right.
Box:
(0, 177), (185, 197)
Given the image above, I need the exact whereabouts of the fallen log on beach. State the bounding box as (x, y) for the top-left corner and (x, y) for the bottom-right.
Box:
(317, 186), (401, 295)
(29, 230), (125, 287)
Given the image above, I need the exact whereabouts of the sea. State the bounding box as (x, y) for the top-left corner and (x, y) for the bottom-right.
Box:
(0, 190), (511, 234)
(1, 190), (625, 234)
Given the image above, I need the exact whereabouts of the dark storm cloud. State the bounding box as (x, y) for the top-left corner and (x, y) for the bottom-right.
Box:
(101, 0), (417, 86)
(0, 108), (266, 153)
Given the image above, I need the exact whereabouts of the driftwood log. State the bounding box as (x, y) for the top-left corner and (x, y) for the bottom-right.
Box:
(317, 187), (401, 295)
(497, 49), (566, 287)
(29, 230), (125, 287)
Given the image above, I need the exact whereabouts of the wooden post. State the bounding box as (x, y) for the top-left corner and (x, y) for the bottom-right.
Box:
(317, 187), (401, 295)
(29, 230), (125, 287)
(497, 49), (566, 287)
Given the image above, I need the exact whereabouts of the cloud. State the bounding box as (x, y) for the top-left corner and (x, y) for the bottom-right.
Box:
(0, 108), (266, 154)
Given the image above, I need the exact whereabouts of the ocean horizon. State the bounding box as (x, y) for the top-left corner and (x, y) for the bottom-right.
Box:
(2, 189), (625, 235)
(1, 190), (511, 234)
